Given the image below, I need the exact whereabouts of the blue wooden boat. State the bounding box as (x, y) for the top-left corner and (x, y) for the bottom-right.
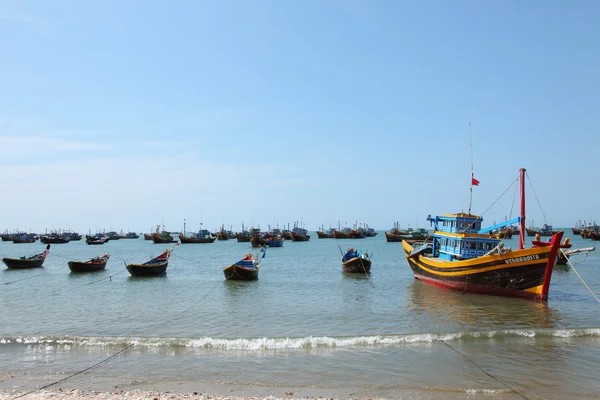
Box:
(341, 248), (372, 273)
(223, 248), (266, 281)
(402, 168), (563, 301)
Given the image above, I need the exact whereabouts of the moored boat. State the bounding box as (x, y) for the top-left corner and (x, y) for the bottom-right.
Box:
(316, 225), (335, 238)
(2, 244), (51, 269)
(223, 248), (265, 281)
(12, 234), (38, 243)
(126, 248), (173, 276)
(179, 229), (216, 243)
(402, 168), (563, 301)
(341, 247), (372, 273)
(290, 224), (310, 242)
(68, 254), (110, 272)
(118, 232), (140, 239)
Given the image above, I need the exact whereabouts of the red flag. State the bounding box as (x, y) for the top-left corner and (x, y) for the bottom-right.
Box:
(472, 177), (480, 186)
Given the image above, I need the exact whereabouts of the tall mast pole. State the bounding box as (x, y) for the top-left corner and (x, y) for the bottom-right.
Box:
(468, 118), (474, 215)
(519, 168), (526, 250)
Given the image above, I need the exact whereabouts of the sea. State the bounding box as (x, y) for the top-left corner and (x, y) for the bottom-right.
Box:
(1, 232), (599, 399)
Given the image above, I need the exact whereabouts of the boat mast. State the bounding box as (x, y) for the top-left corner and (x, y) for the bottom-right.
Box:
(519, 168), (526, 250)
(468, 119), (474, 215)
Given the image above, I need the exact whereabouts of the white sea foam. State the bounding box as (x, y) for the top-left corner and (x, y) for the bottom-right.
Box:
(2, 327), (599, 350)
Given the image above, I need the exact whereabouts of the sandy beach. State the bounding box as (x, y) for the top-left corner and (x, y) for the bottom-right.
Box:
(0, 373), (388, 400)
(0, 388), (383, 400)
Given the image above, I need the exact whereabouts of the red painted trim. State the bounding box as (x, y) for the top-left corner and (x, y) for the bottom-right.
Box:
(540, 231), (564, 300)
(519, 168), (526, 250)
(413, 274), (539, 300)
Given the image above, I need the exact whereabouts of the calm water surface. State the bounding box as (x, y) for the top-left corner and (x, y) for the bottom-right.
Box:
(1, 232), (599, 399)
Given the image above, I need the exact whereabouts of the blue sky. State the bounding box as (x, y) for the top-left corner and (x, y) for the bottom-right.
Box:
(1, 0), (599, 234)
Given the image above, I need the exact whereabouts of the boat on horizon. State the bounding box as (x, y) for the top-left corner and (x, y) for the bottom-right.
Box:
(402, 168), (564, 301)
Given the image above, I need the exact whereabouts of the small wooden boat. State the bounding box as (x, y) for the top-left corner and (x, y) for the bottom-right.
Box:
(126, 249), (172, 276)
(143, 233), (153, 240)
(333, 229), (352, 239)
(251, 233), (266, 248)
(341, 247), (372, 273)
(40, 235), (71, 244)
(216, 226), (229, 241)
(223, 248), (265, 281)
(152, 232), (177, 244)
(86, 235), (108, 245)
(179, 231), (216, 243)
(118, 232), (140, 239)
(12, 235), (38, 243)
(316, 225), (335, 239)
(2, 245), (51, 269)
(265, 234), (284, 247)
(290, 226), (311, 242)
(68, 254), (110, 272)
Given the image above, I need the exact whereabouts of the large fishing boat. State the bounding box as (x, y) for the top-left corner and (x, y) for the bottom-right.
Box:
(402, 168), (563, 301)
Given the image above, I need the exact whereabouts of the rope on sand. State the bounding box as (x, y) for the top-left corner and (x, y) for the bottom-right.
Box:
(11, 344), (135, 400)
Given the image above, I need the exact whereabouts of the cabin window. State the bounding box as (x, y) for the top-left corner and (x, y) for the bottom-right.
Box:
(477, 242), (483, 250)
(485, 243), (492, 250)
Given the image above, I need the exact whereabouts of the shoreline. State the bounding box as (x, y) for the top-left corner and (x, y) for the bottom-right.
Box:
(0, 374), (391, 400)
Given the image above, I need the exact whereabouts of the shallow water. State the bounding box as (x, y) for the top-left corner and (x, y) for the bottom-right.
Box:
(1, 232), (600, 399)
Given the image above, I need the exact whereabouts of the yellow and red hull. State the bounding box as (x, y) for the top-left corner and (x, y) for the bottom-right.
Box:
(402, 232), (563, 301)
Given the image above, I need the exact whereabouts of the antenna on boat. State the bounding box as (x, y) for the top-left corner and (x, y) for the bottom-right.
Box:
(468, 117), (474, 215)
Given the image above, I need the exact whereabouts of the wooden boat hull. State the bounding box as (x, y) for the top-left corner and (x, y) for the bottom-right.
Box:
(290, 232), (310, 242)
(3, 257), (45, 269)
(316, 231), (334, 239)
(216, 233), (229, 241)
(251, 236), (266, 248)
(40, 237), (70, 244)
(342, 257), (372, 273)
(12, 237), (37, 243)
(179, 235), (216, 243)
(143, 234), (153, 240)
(68, 260), (108, 272)
(126, 261), (168, 276)
(266, 236), (284, 247)
(223, 264), (259, 281)
(86, 240), (107, 245)
(401, 232), (564, 301)
(152, 234), (177, 244)
(333, 230), (351, 239)
(236, 233), (251, 242)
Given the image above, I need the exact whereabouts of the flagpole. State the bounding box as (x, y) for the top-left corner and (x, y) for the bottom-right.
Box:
(468, 117), (474, 215)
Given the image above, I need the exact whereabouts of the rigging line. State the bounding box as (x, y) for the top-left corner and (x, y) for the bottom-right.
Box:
(10, 344), (135, 400)
(564, 250), (600, 304)
(3, 272), (48, 285)
(479, 178), (519, 217)
(509, 179), (518, 220)
(440, 340), (530, 400)
(525, 172), (548, 225)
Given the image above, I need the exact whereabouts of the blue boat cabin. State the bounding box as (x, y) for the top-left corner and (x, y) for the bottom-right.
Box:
(427, 213), (501, 260)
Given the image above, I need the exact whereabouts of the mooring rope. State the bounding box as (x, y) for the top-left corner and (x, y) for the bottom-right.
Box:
(440, 340), (530, 400)
(10, 344), (135, 400)
(564, 250), (600, 304)
(3, 272), (48, 285)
